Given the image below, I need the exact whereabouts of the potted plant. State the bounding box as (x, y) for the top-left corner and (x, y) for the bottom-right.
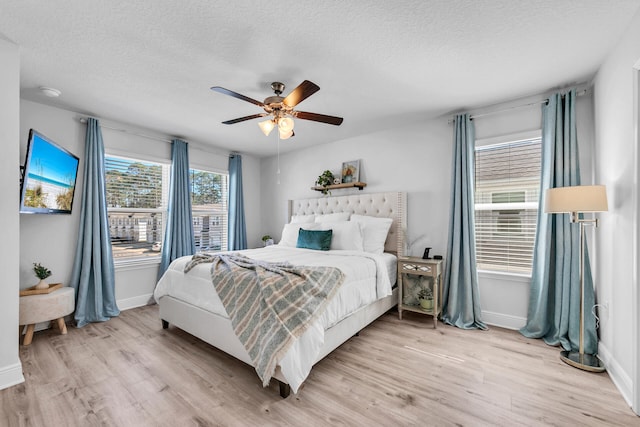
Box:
(315, 170), (335, 195)
(33, 262), (52, 290)
(417, 286), (434, 310)
(261, 234), (274, 246)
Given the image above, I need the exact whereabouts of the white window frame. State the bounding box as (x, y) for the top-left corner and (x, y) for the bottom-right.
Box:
(105, 154), (170, 266)
(474, 130), (542, 276)
(105, 154), (230, 265)
(189, 167), (229, 254)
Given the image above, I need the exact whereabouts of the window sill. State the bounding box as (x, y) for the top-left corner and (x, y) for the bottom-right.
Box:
(114, 257), (161, 271)
(478, 269), (531, 283)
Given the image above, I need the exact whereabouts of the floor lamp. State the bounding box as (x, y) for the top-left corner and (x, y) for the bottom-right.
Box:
(545, 185), (608, 372)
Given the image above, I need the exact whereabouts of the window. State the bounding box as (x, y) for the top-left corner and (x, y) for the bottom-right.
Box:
(105, 156), (169, 261)
(474, 137), (541, 274)
(105, 155), (229, 262)
(190, 169), (228, 252)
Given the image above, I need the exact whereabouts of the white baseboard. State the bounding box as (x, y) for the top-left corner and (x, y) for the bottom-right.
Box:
(482, 310), (526, 330)
(0, 362), (24, 391)
(117, 293), (155, 311)
(598, 342), (634, 410)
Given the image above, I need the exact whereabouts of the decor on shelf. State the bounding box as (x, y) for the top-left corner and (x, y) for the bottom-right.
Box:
(33, 262), (52, 290)
(341, 160), (360, 183)
(315, 170), (335, 194)
(545, 184), (608, 372)
(261, 235), (274, 246)
(211, 81), (343, 139)
(418, 286), (434, 310)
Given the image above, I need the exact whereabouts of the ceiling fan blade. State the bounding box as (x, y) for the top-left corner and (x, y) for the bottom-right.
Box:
(282, 80), (320, 108)
(294, 111), (344, 126)
(211, 86), (265, 107)
(222, 113), (268, 125)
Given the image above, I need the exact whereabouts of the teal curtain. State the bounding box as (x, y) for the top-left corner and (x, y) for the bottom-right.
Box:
(228, 154), (247, 250)
(441, 113), (487, 330)
(520, 89), (598, 354)
(70, 118), (120, 327)
(158, 139), (195, 279)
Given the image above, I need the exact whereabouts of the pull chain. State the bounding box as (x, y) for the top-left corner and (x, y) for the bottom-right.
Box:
(276, 128), (281, 185)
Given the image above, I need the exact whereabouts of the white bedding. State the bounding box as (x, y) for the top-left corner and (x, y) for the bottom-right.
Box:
(154, 245), (397, 392)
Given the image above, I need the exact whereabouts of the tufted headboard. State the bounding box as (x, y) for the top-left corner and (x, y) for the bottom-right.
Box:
(288, 192), (407, 255)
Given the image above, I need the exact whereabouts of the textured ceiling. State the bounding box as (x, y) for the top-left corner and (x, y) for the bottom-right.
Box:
(1, 0), (639, 157)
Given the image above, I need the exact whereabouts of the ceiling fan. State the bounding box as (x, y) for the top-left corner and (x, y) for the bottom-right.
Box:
(210, 80), (343, 139)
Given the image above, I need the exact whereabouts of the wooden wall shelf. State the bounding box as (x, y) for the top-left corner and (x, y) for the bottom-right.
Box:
(311, 182), (367, 192)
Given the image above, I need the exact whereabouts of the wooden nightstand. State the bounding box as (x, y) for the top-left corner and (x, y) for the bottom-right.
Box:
(397, 257), (443, 328)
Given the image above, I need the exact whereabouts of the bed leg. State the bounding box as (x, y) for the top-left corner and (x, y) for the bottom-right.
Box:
(278, 381), (291, 398)
(161, 319), (169, 329)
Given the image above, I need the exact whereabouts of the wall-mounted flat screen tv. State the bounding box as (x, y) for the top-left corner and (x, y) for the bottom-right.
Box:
(20, 129), (80, 214)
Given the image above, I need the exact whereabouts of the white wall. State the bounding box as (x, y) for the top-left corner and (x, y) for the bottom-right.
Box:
(593, 7), (640, 413)
(259, 91), (595, 331)
(0, 37), (24, 390)
(472, 91), (595, 329)
(259, 118), (453, 259)
(19, 102), (85, 290)
(19, 100), (263, 313)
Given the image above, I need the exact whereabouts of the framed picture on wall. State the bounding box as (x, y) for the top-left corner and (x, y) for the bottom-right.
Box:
(341, 160), (360, 183)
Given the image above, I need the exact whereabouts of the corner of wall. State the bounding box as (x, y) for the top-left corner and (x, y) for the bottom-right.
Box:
(0, 37), (24, 390)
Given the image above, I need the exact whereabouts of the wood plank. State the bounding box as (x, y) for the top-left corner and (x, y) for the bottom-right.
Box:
(19, 283), (63, 296)
(0, 304), (636, 426)
(311, 182), (367, 191)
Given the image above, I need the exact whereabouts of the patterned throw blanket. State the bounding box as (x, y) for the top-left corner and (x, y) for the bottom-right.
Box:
(185, 253), (344, 387)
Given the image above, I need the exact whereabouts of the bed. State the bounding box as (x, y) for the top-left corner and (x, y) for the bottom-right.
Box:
(154, 191), (406, 397)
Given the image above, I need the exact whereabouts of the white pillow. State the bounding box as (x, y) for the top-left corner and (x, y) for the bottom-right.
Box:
(350, 214), (393, 254)
(314, 212), (351, 223)
(290, 214), (316, 224)
(316, 221), (364, 251)
(279, 223), (319, 247)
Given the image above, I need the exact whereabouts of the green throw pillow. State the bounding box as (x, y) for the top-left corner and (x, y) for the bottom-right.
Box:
(296, 228), (333, 251)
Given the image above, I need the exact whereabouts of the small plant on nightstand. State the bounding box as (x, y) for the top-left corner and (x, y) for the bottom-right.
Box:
(417, 286), (433, 311)
(33, 262), (52, 290)
(261, 234), (274, 246)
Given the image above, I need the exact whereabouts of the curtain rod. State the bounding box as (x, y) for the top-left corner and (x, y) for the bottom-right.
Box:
(78, 117), (234, 158)
(79, 117), (172, 143)
(448, 88), (588, 123)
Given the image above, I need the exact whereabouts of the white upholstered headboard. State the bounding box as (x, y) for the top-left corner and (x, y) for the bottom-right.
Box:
(288, 192), (407, 255)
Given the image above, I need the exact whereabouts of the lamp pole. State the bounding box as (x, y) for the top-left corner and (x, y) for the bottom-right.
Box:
(560, 212), (604, 372)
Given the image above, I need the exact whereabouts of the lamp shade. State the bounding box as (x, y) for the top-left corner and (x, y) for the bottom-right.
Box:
(278, 117), (295, 133)
(258, 119), (275, 136)
(279, 128), (294, 140)
(545, 185), (608, 213)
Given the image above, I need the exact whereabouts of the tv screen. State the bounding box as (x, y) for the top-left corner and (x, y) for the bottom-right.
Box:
(20, 129), (80, 214)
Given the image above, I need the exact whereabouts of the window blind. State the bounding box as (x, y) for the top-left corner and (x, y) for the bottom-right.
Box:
(190, 169), (229, 253)
(105, 156), (168, 260)
(474, 138), (541, 274)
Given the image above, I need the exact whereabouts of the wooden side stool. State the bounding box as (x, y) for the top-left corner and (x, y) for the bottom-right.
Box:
(19, 286), (75, 346)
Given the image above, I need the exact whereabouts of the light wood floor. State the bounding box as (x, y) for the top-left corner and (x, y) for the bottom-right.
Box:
(1, 305), (638, 426)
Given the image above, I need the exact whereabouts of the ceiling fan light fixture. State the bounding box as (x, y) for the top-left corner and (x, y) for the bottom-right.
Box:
(258, 119), (275, 136)
(278, 117), (295, 133)
(213, 80), (343, 138)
